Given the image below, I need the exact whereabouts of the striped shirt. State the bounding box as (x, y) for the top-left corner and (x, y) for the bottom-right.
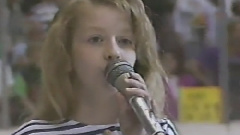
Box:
(12, 118), (178, 135)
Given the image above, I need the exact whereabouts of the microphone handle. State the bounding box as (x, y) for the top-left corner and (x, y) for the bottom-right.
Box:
(129, 96), (165, 135)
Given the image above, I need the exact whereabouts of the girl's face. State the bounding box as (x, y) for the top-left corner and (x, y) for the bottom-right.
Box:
(71, 4), (136, 91)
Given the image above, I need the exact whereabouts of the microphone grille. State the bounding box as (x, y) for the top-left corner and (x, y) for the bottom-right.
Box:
(105, 59), (134, 86)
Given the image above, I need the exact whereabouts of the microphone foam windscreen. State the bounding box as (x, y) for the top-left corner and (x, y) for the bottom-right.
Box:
(105, 60), (134, 86)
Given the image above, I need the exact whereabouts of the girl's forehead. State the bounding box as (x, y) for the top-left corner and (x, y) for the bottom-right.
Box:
(79, 3), (130, 16)
(75, 5), (132, 27)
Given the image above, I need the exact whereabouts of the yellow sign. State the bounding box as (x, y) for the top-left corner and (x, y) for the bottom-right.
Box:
(179, 87), (223, 123)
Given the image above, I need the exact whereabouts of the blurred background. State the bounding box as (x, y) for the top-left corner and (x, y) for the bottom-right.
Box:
(0, 0), (240, 134)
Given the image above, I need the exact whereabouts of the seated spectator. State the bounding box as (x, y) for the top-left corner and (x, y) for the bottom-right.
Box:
(232, 1), (240, 17)
(187, 19), (240, 86)
(160, 45), (199, 120)
(14, 44), (42, 113)
(0, 59), (14, 124)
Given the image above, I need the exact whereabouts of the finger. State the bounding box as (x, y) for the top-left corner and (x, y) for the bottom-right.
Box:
(124, 88), (150, 100)
(116, 92), (140, 127)
(129, 72), (145, 84)
(125, 78), (147, 90)
(150, 99), (157, 113)
(116, 92), (132, 113)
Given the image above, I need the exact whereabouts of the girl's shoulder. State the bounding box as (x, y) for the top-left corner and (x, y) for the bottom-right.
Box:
(12, 119), (81, 135)
(11, 119), (120, 135)
(12, 118), (178, 135)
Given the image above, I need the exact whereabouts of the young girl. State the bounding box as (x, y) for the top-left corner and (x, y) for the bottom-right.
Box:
(13, 0), (178, 135)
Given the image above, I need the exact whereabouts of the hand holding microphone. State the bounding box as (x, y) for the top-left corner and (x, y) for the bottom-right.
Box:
(105, 60), (165, 135)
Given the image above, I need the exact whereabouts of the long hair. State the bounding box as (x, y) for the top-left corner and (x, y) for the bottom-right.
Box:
(35, 0), (166, 121)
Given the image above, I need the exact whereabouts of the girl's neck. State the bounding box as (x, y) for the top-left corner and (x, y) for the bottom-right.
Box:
(72, 88), (120, 125)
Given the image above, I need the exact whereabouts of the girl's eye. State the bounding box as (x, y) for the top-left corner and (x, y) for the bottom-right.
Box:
(88, 35), (104, 44)
(118, 38), (134, 47)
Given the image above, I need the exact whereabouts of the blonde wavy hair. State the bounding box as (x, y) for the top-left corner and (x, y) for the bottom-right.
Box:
(35, 0), (167, 121)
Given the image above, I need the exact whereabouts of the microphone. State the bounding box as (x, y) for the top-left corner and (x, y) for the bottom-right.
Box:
(105, 59), (165, 135)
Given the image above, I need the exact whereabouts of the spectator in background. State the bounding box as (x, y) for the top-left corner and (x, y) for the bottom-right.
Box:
(9, 0), (57, 124)
(11, 0), (44, 70)
(227, 19), (240, 120)
(173, 0), (217, 58)
(20, 0), (58, 40)
(161, 46), (200, 87)
(44, 0), (68, 8)
(0, 60), (15, 124)
(143, 0), (177, 51)
(232, 1), (240, 17)
(0, 60), (14, 106)
(187, 19), (240, 87)
(20, 0), (42, 16)
(15, 0), (56, 108)
(160, 45), (199, 120)
(228, 19), (240, 58)
(14, 44), (42, 112)
(209, 0), (218, 6)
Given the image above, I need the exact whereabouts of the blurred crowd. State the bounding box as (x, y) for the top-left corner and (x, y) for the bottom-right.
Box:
(0, 0), (240, 127)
